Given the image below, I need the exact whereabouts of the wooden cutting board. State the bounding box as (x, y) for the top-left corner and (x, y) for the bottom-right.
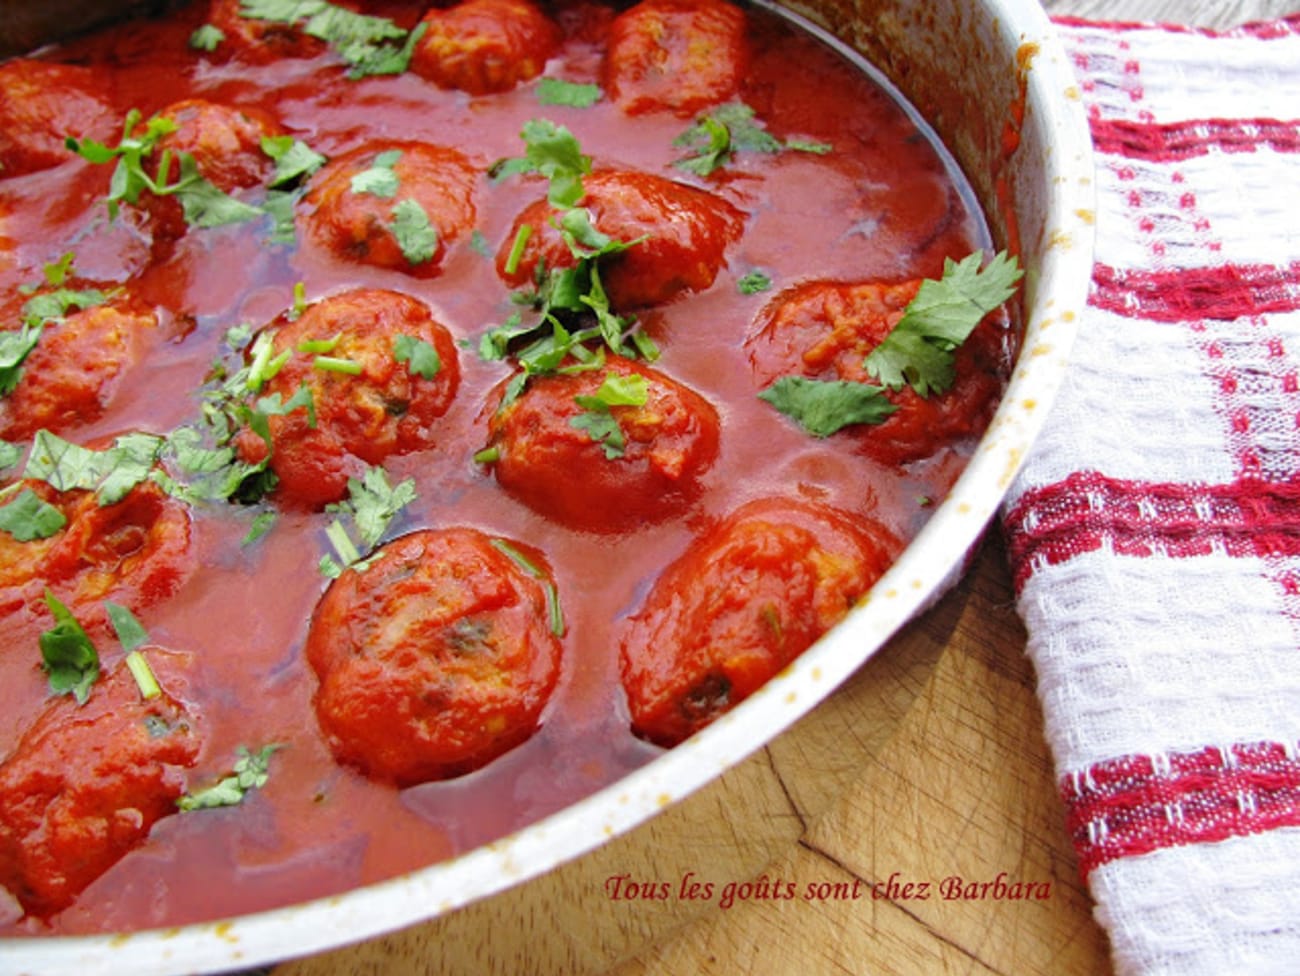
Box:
(273, 2), (1285, 973)
(275, 528), (1110, 976)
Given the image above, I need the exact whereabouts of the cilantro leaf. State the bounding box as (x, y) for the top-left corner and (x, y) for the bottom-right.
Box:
(238, 0), (420, 78)
(393, 334), (441, 379)
(535, 78), (602, 108)
(570, 371), (648, 459)
(673, 102), (832, 176)
(389, 198), (438, 265)
(350, 149), (401, 198)
(67, 109), (262, 229)
(177, 744), (281, 812)
(0, 440), (23, 472)
(320, 465), (417, 576)
(0, 324), (46, 397)
(105, 601), (150, 655)
(39, 590), (100, 704)
(737, 270), (772, 295)
(25, 430), (163, 506)
(758, 376), (897, 437)
(260, 135), (327, 188)
(189, 23), (226, 51)
(0, 487), (67, 541)
(490, 119), (591, 208)
(864, 250), (1023, 396)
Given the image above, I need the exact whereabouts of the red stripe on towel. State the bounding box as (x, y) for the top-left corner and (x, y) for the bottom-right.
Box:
(1063, 741), (1300, 878)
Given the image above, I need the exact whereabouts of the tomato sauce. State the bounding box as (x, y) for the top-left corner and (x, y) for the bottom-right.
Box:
(0, 0), (1008, 935)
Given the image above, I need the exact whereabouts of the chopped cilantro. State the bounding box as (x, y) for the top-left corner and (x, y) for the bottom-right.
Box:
(864, 250), (1023, 396)
(490, 119), (591, 208)
(246, 384), (317, 448)
(67, 108), (262, 228)
(393, 334), (441, 379)
(105, 601), (150, 654)
(319, 466), (417, 577)
(536, 78), (602, 108)
(106, 601), (160, 700)
(570, 371), (649, 459)
(390, 198), (438, 265)
(39, 590), (100, 704)
(0, 440), (23, 472)
(312, 355), (363, 375)
(25, 430), (163, 506)
(673, 102), (832, 176)
(177, 744), (281, 811)
(0, 324), (46, 397)
(261, 135), (327, 188)
(189, 23), (226, 51)
(758, 376), (897, 437)
(237, 0), (421, 77)
(350, 149), (402, 198)
(737, 270), (772, 295)
(0, 487), (67, 541)
(242, 511), (277, 545)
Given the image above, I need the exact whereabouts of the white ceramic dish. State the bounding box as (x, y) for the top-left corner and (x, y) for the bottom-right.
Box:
(4, 0), (1093, 972)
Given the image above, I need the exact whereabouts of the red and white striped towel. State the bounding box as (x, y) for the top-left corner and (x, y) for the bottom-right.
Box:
(1000, 12), (1300, 976)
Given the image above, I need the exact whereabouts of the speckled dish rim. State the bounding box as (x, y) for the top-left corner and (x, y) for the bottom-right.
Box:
(5, 0), (1094, 971)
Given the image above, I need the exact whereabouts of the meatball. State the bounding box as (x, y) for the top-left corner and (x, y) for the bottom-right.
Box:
(0, 298), (159, 442)
(154, 99), (283, 194)
(203, 0), (331, 64)
(305, 527), (564, 786)
(481, 355), (719, 532)
(603, 0), (748, 117)
(619, 497), (898, 747)
(497, 170), (744, 309)
(0, 59), (115, 178)
(0, 480), (195, 641)
(300, 141), (477, 277)
(236, 288), (460, 508)
(0, 657), (200, 918)
(746, 278), (1009, 465)
(410, 0), (562, 95)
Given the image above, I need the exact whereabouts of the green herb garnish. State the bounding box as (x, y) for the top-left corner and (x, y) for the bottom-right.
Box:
(673, 102), (831, 177)
(0, 486), (67, 541)
(39, 590), (100, 704)
(177, 744), (281, 811)
(536, 78), (602, 108)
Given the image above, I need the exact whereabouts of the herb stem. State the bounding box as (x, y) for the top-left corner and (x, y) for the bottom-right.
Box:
(125, 650), (162, 700)
(504, 224), (533, 276)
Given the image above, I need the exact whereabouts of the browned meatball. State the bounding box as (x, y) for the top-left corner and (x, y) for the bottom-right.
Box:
(496, 170), (744, 309)
(603, 0), (748, 117)
(300, 141), (478, 277)
(204, 0), (331, 64)
(619, 497), (898, 747)
(410, 0), (562, 95)
(0, 657), (200, 917)
(306, 527), (564, 786)
(0, 480), (196, 644)
(0, 59), (116, 178)
(0, 298), (159, 442)
(480, 355), (720, 532)
(746, 278), (1010, 465)
(154, 99), (284, 194)
(235, 288), (460, 508)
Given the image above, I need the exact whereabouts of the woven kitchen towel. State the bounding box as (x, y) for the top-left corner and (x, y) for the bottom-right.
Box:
(1000, 12), (1300, 976)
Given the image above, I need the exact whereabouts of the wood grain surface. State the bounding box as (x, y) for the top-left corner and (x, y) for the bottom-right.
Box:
(272, 2), (1278, 973)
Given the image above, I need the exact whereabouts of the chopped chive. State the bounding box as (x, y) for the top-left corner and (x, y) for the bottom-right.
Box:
(313, 356), (363, 375)
(125, 650), (162, 700)
(504, 224), (533, 276)
(325, 519), (361, 567)
(297, 333), (342, 355)
(543, 581), (565, 636)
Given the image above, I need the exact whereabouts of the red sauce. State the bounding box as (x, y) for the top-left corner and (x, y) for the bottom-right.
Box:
(0, 0), (1008, 935)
